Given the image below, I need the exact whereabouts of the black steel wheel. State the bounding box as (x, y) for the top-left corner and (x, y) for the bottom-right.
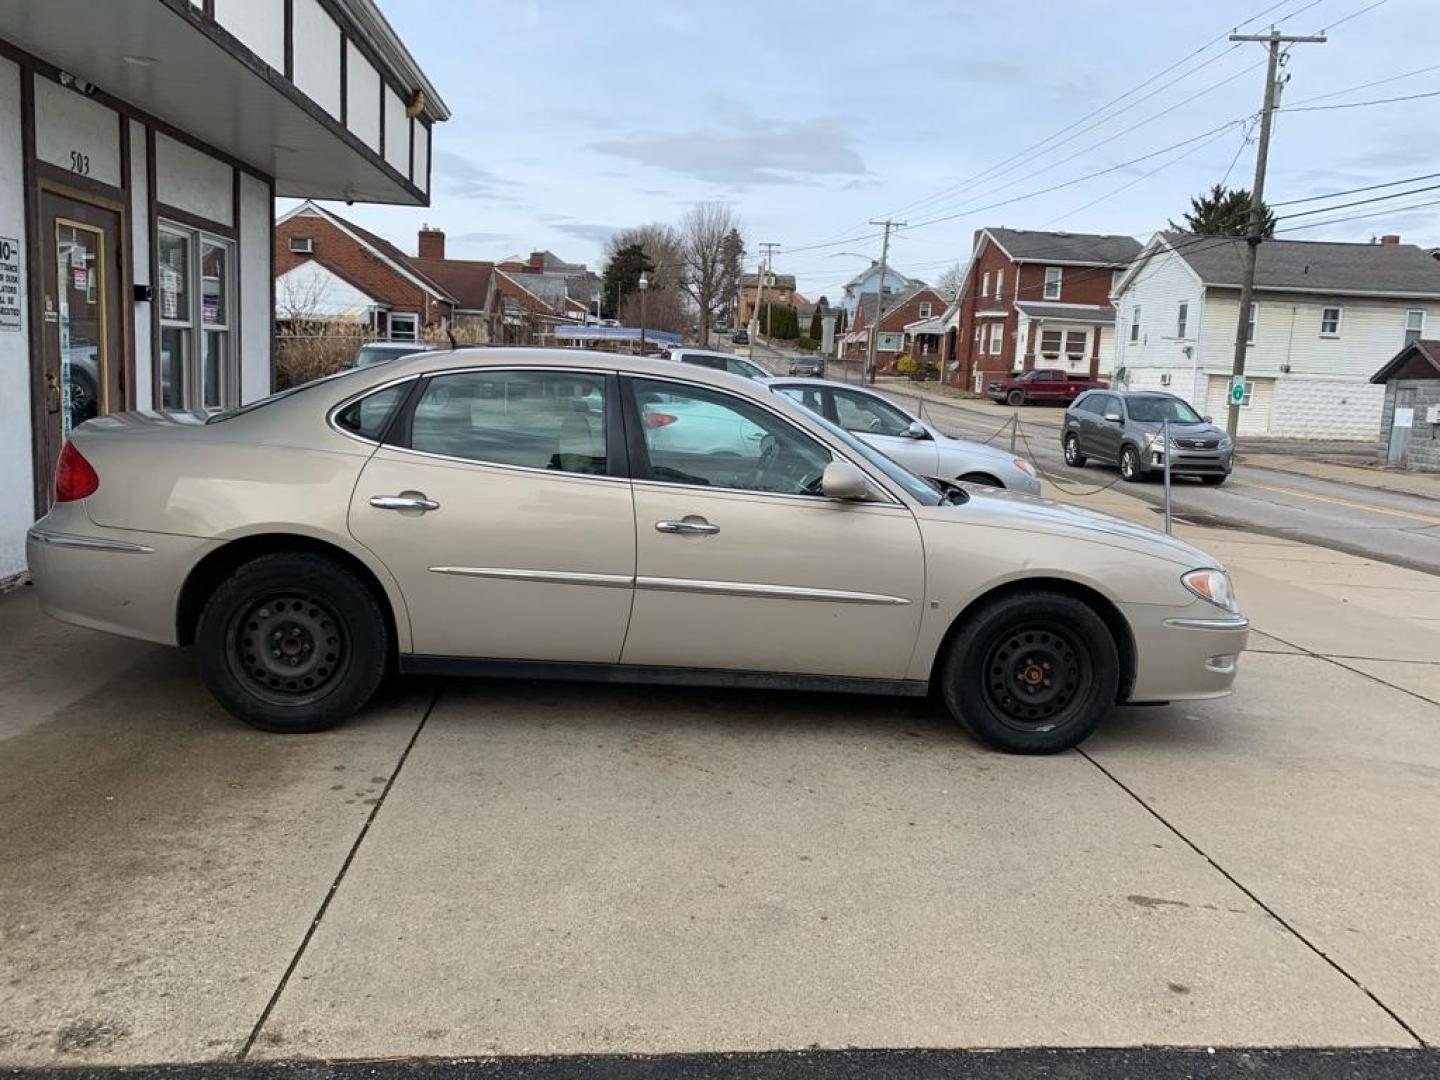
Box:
(939, 590), (1119, 753)
(197, 553), (389, 733)
(1007, 389), (1025, 407)
(1119, 444), (1144, 482)
(1064, 432), (1087, 467)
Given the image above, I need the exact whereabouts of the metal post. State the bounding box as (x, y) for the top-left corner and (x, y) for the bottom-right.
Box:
(865, 218), (904, 385)
(1162, 417), (1173, 535)
(1225, 27), (1326, 437)
(1009, 414), (1018, 455)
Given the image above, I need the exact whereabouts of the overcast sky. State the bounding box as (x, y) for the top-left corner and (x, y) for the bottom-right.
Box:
(296, 0), (1440, 302)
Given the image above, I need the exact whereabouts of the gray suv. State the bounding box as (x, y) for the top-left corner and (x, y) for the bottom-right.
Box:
(1063, 390), (1233, 485)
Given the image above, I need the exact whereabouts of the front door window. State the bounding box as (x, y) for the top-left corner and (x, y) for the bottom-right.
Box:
(55, 219), (107, 437)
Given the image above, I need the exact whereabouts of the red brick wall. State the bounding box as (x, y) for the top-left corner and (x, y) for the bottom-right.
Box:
(1014, 262), (1116, 307)
(953, 235), (1019, 387)
(275, 213), (433, 321)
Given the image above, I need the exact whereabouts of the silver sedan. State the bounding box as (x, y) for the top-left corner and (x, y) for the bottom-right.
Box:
(766, 378), (1042, 495)
(27, 349), (1246, 754)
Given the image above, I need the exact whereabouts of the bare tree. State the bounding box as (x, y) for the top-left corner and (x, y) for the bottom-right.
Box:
(936, 262), (967, 302)
(605, 222), (689, 332)
(677, 202), (741, 347)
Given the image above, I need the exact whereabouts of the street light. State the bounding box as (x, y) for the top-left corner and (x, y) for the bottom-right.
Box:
(638, 271), (649, 355)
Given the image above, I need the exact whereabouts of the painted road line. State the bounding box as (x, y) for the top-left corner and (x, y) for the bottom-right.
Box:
(1232, 479), (1440, 528)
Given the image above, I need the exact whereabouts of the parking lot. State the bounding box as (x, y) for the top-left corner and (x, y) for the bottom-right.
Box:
(4, 478), (1440, 1071)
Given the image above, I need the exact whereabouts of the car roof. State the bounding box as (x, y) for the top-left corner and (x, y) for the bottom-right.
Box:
(671, 348), (744, 360)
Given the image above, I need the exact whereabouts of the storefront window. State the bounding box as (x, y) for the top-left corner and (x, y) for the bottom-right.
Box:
(159, 222), (232, 411)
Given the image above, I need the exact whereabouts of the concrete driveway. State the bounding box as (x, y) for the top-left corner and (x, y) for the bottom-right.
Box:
(4, 498), (1440, 1073)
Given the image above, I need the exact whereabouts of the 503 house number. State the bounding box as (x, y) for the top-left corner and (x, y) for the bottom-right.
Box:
(69, 150), (90, 176)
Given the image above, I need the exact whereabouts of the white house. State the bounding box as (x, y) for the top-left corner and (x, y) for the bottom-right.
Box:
(839, 261), (924, 317)
(1112, 232), (1440, 437)
(0, 0), (448, 582)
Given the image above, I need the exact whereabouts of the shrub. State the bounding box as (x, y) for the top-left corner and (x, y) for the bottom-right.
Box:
(796, 336), (818, 352)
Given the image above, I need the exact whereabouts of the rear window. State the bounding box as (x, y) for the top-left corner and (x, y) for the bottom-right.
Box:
(205, 367), (371, 424)
(334, 381), (412, 441)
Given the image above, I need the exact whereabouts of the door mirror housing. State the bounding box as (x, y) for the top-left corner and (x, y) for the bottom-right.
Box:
(904, 420), (928, 440)
(821, 460), (873, 501)
(1103, 411), (1122, 423)
(1203, 415), (1213, 424)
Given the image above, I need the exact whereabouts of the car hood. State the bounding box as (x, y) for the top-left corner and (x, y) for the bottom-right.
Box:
(1133, 420), (1227, 440)
(914, 486), (1220, 569)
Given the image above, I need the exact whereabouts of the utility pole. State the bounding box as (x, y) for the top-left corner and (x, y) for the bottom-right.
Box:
(1224, 27), (1324, 437)
(756, 241), (779, 344)
(864, 219), (904, 384)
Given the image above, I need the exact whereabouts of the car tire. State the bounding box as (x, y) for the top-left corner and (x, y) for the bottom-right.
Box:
(1063, 432), (1087, 467)
(1119, 444), (1144, 482)
(940, 590), (1119, 754)
(1007, 389), (1025, 407)
(1201, 474), (1228, 486)
(197, 552), (389, 733)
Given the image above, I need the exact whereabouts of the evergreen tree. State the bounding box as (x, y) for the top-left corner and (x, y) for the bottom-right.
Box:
(1172, 184), (1275, 237)
(600, 243), (653, 320)
(808, 305), (822, 340)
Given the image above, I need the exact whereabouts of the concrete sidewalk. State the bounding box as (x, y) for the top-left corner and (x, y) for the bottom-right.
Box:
(3, 480), (1440, 1066)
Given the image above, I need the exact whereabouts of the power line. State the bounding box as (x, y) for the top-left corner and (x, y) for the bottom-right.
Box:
(1276, 195), (1440, 233)
(1271, 171), (1440, 206)
(1280, 61), (1440, 108)
(1278, 87), (1440, 112)
(1317, 0), (1387, 32)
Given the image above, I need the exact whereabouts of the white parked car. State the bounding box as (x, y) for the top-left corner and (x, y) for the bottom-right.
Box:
(28, 349), (1247, 754)
(767, 379), (1042, 495)
(669, 348), (770, 381)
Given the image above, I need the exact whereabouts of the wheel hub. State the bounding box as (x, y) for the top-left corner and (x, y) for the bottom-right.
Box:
(232, 594), (344, 700)
(983, 627), (1085, 731)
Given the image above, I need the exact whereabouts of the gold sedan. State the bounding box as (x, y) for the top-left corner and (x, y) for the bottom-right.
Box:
(27, 349), (1247, 753)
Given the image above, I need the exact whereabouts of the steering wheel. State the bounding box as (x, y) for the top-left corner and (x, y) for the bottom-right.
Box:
(868, 417), (884, 433)
(751, 433), (779, 488)
(798, 469), (825, 496)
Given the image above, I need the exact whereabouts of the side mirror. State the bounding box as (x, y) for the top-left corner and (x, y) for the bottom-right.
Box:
(821, 460), (872, 501)
(1203, 415), (1213, 424)
(905, 420), (928, 440)
(1104, 411), (1122, 423)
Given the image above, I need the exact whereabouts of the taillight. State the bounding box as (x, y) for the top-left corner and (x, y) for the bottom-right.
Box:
(55, 442), (100, 502)
(643, 412), (678, 429)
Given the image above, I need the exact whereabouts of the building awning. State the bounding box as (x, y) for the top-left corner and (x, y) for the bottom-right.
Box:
(1015, 302), (1116, 325)
(553, 326), (684, 346)
(903, 317), (945, 335)
(1, 0), (442, 205)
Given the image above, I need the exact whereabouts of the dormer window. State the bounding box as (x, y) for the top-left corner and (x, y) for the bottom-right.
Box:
(289, 236), (314, 254)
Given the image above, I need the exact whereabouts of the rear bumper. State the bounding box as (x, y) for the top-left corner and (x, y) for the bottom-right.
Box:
(1121, 600), (1249, 702)
(26, 513), (211, 645)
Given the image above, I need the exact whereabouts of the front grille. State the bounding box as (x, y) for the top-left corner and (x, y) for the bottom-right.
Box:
(1177, 438), (1218, 449)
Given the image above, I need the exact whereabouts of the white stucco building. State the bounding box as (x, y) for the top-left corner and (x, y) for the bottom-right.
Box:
(1112, 231), (1440, 437)
(0, 0), (448, 581)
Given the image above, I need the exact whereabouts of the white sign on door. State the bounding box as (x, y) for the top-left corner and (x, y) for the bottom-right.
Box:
(1394, 406), (1414, 429)
(0, 237), (21, 332)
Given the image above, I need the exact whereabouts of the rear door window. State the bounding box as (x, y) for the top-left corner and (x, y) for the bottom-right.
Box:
(334, 380), (412, 441)
(404, 370), (610, 475)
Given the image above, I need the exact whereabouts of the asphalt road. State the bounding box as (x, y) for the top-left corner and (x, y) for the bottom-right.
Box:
(884, 391), (1440, 577)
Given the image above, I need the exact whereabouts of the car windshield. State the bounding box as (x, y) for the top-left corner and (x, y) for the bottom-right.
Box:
(801, 411), (942, 506)
(1126, 396), (1203, 423)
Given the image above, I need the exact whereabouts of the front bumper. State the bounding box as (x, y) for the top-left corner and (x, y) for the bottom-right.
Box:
(1145, 443), (1233, 476)
(1121, 600), (1249, 702)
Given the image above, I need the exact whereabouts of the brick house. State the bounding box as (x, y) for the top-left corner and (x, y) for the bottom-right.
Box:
(739, 271), (797, 327)
(842, 286), (946, 370)
(275, 203), (574, 344)
(947, 228), (1142, 392)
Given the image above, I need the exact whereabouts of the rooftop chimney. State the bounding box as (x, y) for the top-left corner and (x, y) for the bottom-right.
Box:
(418, 225), (445, 260)
(1379, 234), (1401, 246)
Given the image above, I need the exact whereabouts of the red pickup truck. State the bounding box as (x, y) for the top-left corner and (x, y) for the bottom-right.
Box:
(987, 368), (1107, 406)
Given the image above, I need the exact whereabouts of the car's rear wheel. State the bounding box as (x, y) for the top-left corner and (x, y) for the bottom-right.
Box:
(197, 553), (389, 733)
(940, 591), (1118, 754)
(1119, 444), (1144, 482)
(1063, 432), (1087, 467)
(1201, 474), (1228, 486)
(1007, 389), (1025, 406)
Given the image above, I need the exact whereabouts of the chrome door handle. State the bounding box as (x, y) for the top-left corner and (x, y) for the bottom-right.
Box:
(370, 494), (440, 512)
(655, 518), (720, 536)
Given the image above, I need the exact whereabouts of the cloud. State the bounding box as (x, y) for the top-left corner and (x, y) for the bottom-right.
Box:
(450, 231), (512, 245)
(431, 151), (520, 199)
(594, 113), (868, 186)
(549, 221), (619, 245)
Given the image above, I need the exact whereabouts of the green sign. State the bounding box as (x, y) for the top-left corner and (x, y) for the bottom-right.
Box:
(1229, 377), (1247, 405)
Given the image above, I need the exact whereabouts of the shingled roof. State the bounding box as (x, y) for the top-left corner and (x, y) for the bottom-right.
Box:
(986, 228), (1142, 267)
(1161, 231), (1440, 297)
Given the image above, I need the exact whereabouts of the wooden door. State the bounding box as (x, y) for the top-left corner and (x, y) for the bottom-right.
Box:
(35, 190), (123, 508)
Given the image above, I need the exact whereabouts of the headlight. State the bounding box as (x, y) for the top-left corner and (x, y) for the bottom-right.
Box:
(1182, 568), (1239, 613)
(1218, 434), (1233, 450)
(1012, 457), (1037, 478)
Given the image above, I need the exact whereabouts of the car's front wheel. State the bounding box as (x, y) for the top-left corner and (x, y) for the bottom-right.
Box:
(1119, 444), (1144, 482)
(1063, 432), (1087, 467)
(940, 590), (1119, 753)
(1007, 389), (1025, 406)
(197, 552), (389, 733)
